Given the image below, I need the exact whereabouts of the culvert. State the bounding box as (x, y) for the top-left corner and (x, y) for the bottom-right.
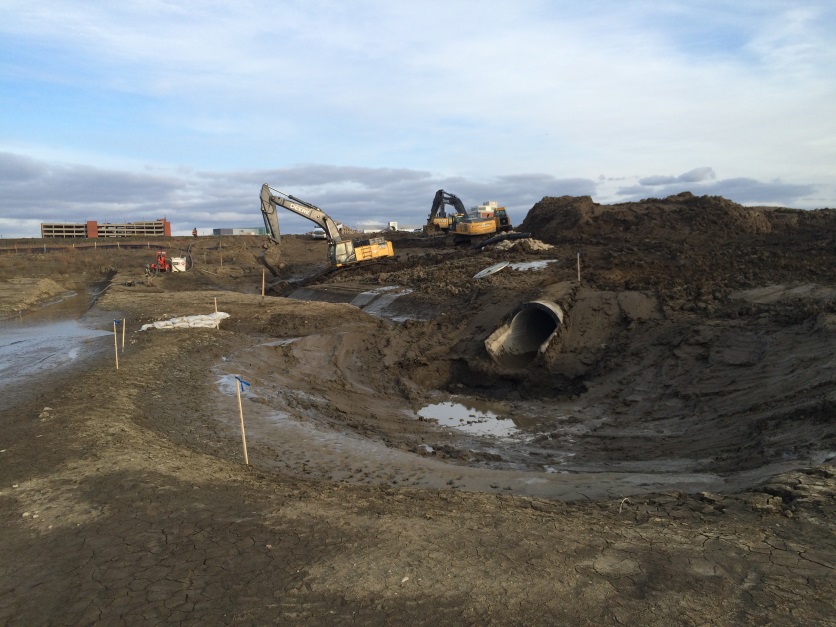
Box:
(485, 300), (564, 368)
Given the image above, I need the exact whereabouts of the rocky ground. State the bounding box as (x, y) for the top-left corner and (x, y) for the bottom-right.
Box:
(0, 193), (834, 625)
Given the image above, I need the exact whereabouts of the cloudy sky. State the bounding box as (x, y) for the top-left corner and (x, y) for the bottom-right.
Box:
(1, 1), (834, 238)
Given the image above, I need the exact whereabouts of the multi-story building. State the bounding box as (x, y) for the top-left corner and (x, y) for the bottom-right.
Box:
(40, 219), (172, 239)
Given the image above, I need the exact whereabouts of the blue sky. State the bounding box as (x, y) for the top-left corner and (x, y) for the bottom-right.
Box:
(1, 1), (834, 237)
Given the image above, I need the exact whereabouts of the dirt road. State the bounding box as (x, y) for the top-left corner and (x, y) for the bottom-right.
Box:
(1, 194), (834, 624)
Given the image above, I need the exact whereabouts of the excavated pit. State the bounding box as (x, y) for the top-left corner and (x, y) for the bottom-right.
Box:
(485, 300), (564, 369)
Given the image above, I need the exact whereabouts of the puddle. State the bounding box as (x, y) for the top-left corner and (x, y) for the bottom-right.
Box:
(0, 320), (111, 385)
(417, 401), (518, 437)
(508, 259), (558, 271)
(2, 290), (88, 325)
(0, 287), (114, 409)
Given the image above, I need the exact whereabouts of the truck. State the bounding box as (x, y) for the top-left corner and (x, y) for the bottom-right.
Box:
(260, 184), (394, 267)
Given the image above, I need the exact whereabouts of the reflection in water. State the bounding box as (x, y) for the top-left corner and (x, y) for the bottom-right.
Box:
(0, 321), (111, 392)
(417, 401), (517, 437)
(0, 289), (112, 409)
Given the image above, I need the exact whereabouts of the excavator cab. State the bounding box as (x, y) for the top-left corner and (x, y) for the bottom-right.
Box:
(329, 237), (393, 267)
(494, 208), (511, 232)
(330, 241), (356, 266)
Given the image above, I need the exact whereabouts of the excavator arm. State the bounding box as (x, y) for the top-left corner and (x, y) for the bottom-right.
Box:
(260, 184), (343, 244)
(259, 183), (394, 268)
(427, 189), (467, 222)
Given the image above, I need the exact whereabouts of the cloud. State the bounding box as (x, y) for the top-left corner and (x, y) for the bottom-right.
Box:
(0, 152), (599, 237)
(639, 167), (716, 186)
(1, 2), (834, 182)
(0, 152), (185, 223)
(617, 175), (817, 206)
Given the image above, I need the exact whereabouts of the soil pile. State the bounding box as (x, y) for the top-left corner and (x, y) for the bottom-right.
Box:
(521, 191), (836, 243)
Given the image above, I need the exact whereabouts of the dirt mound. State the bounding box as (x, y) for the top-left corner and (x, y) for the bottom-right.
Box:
(519, 192), (836, 243)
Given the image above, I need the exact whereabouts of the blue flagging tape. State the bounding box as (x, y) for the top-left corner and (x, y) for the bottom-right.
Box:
(235, 376), (251, 392)
(114, 319), (123, 325)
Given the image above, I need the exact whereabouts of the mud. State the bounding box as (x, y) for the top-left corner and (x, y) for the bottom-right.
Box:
(0, 195), (834, 625)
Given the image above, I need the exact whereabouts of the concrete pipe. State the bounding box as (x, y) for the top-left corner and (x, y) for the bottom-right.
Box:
(485, 300), (564, 368)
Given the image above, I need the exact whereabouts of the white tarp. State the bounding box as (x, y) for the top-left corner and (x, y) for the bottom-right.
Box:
(140, 312), (230, 331)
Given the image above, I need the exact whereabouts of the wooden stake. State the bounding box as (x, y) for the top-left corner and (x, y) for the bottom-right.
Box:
(113, 321), (119, 370)
(214, 297), (219, 330)
(121, 318), (126, 353)
(577, 252), (581, 283)
(236, 378), (249, 465)
(261, 268), (266, 301)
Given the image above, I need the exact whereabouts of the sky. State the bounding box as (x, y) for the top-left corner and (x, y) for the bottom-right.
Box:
(1, 0), (834, 238)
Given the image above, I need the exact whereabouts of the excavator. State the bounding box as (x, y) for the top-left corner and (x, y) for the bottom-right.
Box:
(424, 189), (466, 234)
(424, 189), (509, 242)
(474, 200), (513, 233)
(260, 184), (394, 267)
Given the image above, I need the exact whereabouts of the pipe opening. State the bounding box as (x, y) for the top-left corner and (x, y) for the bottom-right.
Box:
(485, 300), (564, 369)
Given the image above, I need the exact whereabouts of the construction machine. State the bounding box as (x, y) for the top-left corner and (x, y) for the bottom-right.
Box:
(474, 201), (512, 233)
(260, 184), (394, 267)
(424, 189), (499, 242)
(144, 248), (193, 276)
(424, 189), (466, 234)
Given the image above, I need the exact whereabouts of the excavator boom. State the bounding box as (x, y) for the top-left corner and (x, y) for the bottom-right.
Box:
(261, 184), (343, 243)
(259, 183), (394, 268)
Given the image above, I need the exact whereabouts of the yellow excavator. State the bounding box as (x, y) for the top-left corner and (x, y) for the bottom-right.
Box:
(260, 184), (394, 267)
(424, 189), (506, 243)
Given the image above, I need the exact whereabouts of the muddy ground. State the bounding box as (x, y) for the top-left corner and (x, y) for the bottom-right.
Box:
(0, 193), (834, 625)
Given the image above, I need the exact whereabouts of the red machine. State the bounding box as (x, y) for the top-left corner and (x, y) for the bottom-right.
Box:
(147, 251), (172, 276)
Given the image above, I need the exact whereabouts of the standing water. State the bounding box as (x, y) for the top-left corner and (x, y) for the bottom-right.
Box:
(0, 289), (113, 410)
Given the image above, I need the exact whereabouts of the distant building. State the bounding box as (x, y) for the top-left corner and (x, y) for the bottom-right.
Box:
(363, 223), (420, 233)
(40, 219), (171, 239)
(211, 227), (266, 236)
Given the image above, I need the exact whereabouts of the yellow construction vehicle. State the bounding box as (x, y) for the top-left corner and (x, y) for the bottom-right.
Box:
(450, 213), (497, 239)
(423, 189), (463, 234)
(473, 201), (512, 233)
(424, 189), (498, 243)
(260, 184), (394, 267)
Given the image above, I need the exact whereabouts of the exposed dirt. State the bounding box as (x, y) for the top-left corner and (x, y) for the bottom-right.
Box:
(1, 194), (834, 625)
